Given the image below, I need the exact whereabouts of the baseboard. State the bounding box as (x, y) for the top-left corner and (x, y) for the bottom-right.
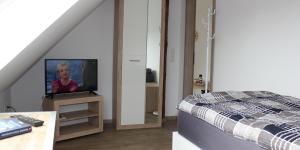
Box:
(164, 116), (177, 121)
(103, 116), (177, 126)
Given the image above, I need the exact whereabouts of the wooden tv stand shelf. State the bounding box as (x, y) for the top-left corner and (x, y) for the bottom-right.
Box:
(42, 93), (103, 142)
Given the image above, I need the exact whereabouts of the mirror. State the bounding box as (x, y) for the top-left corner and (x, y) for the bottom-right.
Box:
(145, 0), (162, 124)
(193, 0), (214, 94)
(183, 0), (215, 97)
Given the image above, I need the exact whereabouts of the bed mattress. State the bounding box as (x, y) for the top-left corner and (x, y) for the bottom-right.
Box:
(178, 110), (263, 150)
(178, 91), (300, 150)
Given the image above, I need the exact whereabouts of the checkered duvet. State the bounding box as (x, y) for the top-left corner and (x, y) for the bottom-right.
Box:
(178, 91), (300, 150)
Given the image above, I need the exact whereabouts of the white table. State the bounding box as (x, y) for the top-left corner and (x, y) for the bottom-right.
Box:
(0, 111), (56, 150)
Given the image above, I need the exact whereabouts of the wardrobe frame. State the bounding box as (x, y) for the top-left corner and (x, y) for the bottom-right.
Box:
(113, 0), (168, 130)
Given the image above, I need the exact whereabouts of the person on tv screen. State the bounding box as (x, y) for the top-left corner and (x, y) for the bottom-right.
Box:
(52, 62), (79, 94)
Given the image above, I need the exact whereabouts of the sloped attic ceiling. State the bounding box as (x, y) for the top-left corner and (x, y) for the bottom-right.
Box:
(0, 0), (104, 91)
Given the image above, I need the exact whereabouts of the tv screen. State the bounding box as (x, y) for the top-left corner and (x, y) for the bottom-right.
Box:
(45, 59), (98, 95)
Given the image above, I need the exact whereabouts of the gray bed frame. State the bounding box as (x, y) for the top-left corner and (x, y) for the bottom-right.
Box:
(178, 111), (265, 150)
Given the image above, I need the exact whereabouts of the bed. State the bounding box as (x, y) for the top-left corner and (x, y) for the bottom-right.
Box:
(175, 91), (300, 150)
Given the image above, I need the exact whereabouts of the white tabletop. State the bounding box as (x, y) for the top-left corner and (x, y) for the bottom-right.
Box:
(0, 111), (56, 150)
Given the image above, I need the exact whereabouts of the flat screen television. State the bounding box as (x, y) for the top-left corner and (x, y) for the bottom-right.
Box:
(45, 59), (98, 96)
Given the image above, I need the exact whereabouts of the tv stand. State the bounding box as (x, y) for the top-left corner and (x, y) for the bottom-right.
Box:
(42, 93), (103, 141)
(46, 91), (98, 99)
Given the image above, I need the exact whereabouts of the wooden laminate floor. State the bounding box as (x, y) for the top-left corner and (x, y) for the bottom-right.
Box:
(55, 120), (177, 150)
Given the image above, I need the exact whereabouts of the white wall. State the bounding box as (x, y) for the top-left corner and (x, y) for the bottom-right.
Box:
(0, 88), (10, 112)
(213, 0), (300, 98)
(165, 0), (186, 116)
(11, 0), (114, 119)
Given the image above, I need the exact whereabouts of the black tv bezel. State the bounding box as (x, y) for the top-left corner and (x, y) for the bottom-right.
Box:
(44, 59), (98, 96)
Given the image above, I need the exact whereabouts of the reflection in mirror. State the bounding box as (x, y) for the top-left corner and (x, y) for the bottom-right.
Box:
(193, 0), (213, 94)
(145, 0), (161, 124)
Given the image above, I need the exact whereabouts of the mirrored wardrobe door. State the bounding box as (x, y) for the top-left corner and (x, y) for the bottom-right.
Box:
(145, 0), (162, 124)
(193, 0), (214, 94)
(183, 0), (216, 97)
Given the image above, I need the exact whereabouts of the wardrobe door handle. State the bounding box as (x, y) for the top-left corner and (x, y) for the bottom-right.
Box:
(129, 59), (141, 62)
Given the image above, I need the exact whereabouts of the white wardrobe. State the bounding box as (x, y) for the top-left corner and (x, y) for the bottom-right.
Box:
(114, 0), (167, 130)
